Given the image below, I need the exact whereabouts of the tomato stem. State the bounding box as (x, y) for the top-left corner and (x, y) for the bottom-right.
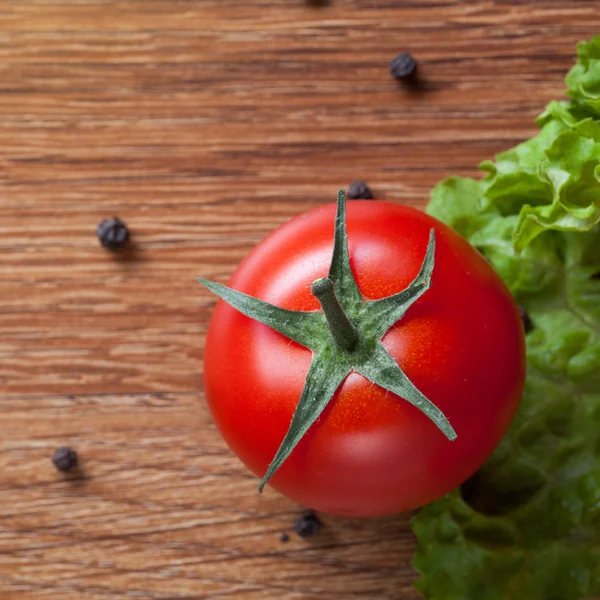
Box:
(311, 276), (358, 351)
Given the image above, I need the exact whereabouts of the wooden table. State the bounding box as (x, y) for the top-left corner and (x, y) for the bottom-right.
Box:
(1, 1), (597, 598)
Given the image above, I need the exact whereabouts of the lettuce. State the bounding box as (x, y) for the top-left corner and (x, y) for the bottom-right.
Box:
(413, 35), (600, 600)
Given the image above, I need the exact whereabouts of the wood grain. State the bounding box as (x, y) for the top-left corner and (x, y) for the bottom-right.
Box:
(0, 1), (597, 598)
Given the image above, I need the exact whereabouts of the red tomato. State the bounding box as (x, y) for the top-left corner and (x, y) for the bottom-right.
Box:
(204, 200), (525, 517)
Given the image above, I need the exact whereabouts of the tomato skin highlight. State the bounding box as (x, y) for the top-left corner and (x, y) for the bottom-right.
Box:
(204, 200), (526, 517)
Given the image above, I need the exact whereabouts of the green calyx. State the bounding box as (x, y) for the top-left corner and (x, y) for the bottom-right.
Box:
(198, 190), (457, 492)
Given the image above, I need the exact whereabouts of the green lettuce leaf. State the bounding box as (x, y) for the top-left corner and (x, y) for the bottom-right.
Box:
(566, 36), (600, 118)
(413, 34), (600, 600)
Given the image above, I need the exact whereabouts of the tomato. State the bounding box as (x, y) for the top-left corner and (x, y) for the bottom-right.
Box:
(203, 200), (526, 517)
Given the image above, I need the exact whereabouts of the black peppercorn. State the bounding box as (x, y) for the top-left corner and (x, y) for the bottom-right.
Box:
(390, 52), (418, 81)
(97, 217), (130, 250)
(279, 532), (290, 543)
(293, 510), (321, 538)
(592, 271), (600, 280)
(517, 304), (533, 334)
(347, 181), (373, 200)
(52, 447), (78, 473)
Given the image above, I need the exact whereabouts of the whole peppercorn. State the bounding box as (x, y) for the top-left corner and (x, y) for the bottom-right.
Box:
(390, 52), (418, 81)
(517, 304), (533, 334)
(293, 510), (321, 538)
(592, 271), (600, 280)
(97, 217), (130, 250)
(347, 181), (373, 200)
(279, 532), (290, 543)
(52, 447), (78, 473)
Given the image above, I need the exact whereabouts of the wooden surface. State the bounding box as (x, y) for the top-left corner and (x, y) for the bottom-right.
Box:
(0, 1), (598, 598)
